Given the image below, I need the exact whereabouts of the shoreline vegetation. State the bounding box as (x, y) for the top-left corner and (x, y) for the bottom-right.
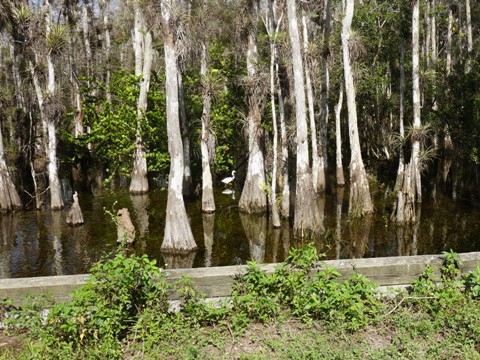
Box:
(1, 245), (479, 359)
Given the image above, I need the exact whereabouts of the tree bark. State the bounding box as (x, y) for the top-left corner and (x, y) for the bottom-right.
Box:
(101, 0), (112, 102)
(43, 0), (64, 210)
(334, 86), (345, 186)
(66, 191), (84, 226)
(239, 0), (268, 214)
(319, 0), (332, 192)
(412, 0), (422, 202)
(446, 4), (453, 75)
(466, 0), (472, 72)
(0, 125), (22, 212)
(287, 0), (320, 235)
(342, 0), (373, 217)
(301, 11), (320, 193)
(178, 73), (192, 196)
(161, 0), (197, 252)
(130, 10), (152, 195)
(267, 0), (282, 227)
(394, 39), (405, 192)
(200, 41), (215, 213)
(82, 0), (93, 81)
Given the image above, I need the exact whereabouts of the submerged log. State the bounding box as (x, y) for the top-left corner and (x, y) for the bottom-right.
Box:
(66, 191), (84, 226)
(117, 208), (136, 244)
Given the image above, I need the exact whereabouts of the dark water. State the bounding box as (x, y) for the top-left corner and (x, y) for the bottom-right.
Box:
(1, 187), (480, 278)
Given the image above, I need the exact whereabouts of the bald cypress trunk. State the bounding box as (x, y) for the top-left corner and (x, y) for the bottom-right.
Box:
(393, 0), (422, 223)
(179, 74), (192, 197)
(161, 0), (197, 252)
(301, 11), (320, 193)
(342, 0), (372, 217)
(130, 3), (151, 195)
(239, 0), (268, 214)
(0, 125), (22, 212)
(334, 86), (345, 186)
(287, 0), (320, 236)
(318, 0), (332, 193)
(200, 41), (215, 213)
(267, 0), (282, 228)
(42, 0), (64, 210)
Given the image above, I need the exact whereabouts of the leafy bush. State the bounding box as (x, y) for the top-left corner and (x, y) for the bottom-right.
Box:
(462, 266), (480, 299)
(229, 243), (381, 331)
(43, 253), (168, 346)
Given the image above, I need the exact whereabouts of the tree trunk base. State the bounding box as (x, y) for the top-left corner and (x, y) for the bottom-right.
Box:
(162, 190), (197, 252)
(239, 175), (267, 214)
(0, 163), (22, 213)
(66, 192), (84, 226)
(348, 160), (373, 218)
(294, 173), (322, 237)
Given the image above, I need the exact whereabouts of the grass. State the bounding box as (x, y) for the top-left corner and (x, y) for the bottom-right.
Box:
(1, 247), (479, 359)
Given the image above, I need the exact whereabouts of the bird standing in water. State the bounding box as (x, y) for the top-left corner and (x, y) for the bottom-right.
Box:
(221, 170), (236, 186)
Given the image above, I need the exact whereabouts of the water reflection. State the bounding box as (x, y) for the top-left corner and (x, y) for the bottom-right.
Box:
(0, 215), (18, 278)
(240, 213), (266, 263)
(1, 188), (480, 278)
(131, 194), (150, 240)
(203, 213), (215, 267)
(51, 212), (64, 275)
(335, 188), (344, 260)
(346, 216), (372, 259)
(162, 251), (197, 269)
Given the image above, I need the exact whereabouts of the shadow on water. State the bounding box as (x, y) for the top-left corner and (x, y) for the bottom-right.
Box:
(1, 186), (480, 278)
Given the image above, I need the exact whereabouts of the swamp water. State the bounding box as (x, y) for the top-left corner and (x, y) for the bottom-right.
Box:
(1, 188), (480, 278)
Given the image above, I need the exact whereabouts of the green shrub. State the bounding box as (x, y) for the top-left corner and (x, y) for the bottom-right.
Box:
(43, 253), (168, 346)
(462, 266), (480, 299)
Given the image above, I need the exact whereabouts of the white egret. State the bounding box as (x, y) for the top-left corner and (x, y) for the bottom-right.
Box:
(221, 170), (236, 186)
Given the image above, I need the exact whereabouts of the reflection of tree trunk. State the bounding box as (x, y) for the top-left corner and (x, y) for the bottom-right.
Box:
(395, 203), (421, 256)
(162, 251), (196, 269)
(71, 225), (88, 273)
(203, 213), (215, 267)
(335, 187), (344, 259)
(131, 194), (150, 239)
(316, 193), (326, 235)
(0, 215), (18, 278)
(51, 211), (64, 275)
(271, 228), (281, 263)
(281, 222), (291, 259)
(347, 216), (372, 259)
(240, 213), (267, 263)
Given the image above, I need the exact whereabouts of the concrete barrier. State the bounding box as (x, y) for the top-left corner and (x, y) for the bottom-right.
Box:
(1, 252), (479, 303)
